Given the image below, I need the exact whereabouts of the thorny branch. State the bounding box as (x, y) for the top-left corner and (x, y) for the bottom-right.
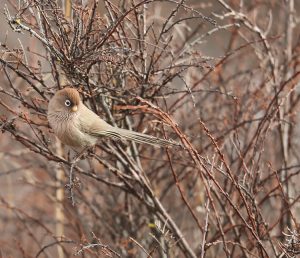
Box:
(1, 1), (300, 257)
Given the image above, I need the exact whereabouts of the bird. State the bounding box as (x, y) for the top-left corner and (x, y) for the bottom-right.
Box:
(47, 87), (180, 150)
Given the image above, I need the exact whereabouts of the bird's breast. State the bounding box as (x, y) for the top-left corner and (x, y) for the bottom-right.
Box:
(48, 112), (97, 148)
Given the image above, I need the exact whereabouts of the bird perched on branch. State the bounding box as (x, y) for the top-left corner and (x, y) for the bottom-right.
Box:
(47, 87), (180, 150)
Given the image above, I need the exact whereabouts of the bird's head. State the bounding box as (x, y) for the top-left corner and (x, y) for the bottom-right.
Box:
(48, 87), (81, 115)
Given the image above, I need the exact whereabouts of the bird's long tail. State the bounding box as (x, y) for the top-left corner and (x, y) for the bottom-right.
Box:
(97, 127), (180, 148)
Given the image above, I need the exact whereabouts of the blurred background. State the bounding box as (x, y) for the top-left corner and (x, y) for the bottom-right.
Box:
(1, 0), (300, 257)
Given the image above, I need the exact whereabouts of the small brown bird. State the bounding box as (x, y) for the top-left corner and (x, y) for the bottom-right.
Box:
(47, 88), (179, 150)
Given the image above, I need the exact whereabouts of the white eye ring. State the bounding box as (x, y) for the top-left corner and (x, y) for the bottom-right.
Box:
(65, 99), (71, 107)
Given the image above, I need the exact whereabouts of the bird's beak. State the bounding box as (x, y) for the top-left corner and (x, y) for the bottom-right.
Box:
(71, 105), (78, 112)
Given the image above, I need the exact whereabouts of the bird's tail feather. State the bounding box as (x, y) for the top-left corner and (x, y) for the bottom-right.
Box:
(96, 127), (180, 147)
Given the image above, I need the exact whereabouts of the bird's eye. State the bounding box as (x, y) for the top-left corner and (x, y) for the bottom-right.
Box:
(65, 99), (71, 107)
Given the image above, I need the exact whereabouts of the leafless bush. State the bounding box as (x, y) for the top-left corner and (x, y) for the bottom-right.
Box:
(1, 0), (300, 257)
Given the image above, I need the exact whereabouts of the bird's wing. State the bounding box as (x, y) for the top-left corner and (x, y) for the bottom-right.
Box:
(78, 104), (112, 134)
(78, 103), (181, 147)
